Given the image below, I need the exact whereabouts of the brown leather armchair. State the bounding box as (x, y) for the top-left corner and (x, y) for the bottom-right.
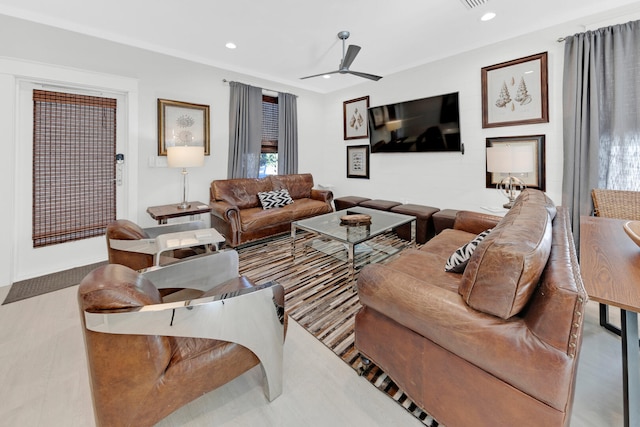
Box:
(105, 219), (211, 270)
(78, 250), (284, 427)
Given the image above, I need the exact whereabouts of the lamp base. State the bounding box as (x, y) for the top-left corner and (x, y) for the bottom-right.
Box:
(497, 175), (526, 210)
(177, 202), (191, 210)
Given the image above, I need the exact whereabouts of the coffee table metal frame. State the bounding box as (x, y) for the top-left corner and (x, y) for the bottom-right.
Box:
(291, 207), (416, 284)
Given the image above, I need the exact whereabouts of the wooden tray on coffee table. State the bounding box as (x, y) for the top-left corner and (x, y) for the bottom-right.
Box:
(340, 214), (372, 226)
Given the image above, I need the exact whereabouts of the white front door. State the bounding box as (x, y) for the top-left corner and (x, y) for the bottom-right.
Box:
(13, 81), (128, 280)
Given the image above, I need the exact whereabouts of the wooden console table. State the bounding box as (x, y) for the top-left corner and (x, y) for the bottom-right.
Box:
(147, 201), (211, 224)
(580, 215), (640, 427)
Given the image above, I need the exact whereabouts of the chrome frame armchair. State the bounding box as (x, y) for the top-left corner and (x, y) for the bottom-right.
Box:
(79, 250), (284, 426)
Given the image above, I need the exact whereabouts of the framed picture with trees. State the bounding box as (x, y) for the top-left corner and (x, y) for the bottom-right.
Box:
(481, 52), (548, 128)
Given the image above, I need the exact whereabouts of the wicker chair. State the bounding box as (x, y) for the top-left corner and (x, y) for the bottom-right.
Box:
(591, 188), (640, 340)
(591, 188), (640, 220)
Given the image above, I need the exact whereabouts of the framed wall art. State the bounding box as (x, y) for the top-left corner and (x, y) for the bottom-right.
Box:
(481, 52), (548, 128)
(485, 135), (546, 191)
(343, 96), (369, 140)
(158, 99), (210, 156)
(346, 145), (370, 179)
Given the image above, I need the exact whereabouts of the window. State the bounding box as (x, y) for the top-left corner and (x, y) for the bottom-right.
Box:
(32, 90), (117, 247)
(259, 95), (278, 178)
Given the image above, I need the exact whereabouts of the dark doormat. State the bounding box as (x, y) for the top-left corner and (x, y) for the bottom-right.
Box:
(2, 260), (108, 305)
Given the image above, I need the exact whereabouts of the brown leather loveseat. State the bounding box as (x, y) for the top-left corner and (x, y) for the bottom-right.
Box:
(209, 173), (333, 247)
(355, 189), (587, 426)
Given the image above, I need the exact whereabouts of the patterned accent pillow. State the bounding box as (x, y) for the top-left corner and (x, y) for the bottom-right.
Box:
(258, 189), (294, 209)
(445, 229), (492, 273)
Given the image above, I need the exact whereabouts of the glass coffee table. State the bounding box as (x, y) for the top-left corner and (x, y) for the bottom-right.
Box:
(291, 207), (416, 285)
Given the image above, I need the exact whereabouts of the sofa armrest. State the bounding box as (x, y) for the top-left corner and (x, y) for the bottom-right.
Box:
(357, 263), (573, 409)
(453, 210), (502, 234)
(209, 201), (240, 223)
(311, 188), (333, 204)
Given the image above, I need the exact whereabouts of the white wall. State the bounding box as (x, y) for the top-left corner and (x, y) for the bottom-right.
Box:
(0, 15), (325, 284)
(319, 33), (566, 212)
(0, 8), (637, 283)
(316, 5), (640, 212)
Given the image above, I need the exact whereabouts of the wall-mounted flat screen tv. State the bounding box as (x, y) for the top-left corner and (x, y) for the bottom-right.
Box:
(367, 92), (461, 153)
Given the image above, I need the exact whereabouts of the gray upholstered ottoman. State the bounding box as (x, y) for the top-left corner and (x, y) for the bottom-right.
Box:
(390, 204), (440, 244)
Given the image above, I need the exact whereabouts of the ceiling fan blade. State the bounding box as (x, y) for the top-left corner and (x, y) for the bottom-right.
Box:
(300, 70), (340, 80)
(347, 70), (383, 81)
(341, 45), (361, 69)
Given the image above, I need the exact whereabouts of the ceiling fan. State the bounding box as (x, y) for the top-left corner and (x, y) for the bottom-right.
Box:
(301, 31), (383, 81)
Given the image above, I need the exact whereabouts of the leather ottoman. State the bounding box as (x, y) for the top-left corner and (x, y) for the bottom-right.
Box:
(432, 209), (459, 235)
(334, 196), (371, 210)
(359, 199), (402, 211)
(390, 204), (440, 244)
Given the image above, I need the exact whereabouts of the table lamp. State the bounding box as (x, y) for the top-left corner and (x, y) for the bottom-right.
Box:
(167, 145), (205, 209)
(486, 144), (534, 209)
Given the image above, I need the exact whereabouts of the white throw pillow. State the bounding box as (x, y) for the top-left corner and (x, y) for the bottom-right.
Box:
(258, 189), (294, 209)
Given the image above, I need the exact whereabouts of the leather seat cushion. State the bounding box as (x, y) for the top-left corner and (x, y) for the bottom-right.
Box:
(459, 189), (553, 319)
(382, 248), (465, 293)
(239, 198), (331, 232)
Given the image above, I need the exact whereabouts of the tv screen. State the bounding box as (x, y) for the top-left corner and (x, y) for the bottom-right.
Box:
(367, 92), (461, 153)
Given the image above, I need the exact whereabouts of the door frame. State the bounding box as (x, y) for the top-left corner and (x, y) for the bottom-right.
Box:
(1, 58), (139, 282)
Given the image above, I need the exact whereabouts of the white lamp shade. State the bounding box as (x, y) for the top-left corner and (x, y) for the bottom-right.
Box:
(486, 145), (534, 174)
(167, 146), (205, 168)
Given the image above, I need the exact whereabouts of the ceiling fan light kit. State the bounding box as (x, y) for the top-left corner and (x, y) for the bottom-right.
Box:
(301, 31), (383, 81)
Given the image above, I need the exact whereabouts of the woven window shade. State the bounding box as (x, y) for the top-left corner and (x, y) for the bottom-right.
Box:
(262, 95), (278, 153)
(32, 89), (117, 248)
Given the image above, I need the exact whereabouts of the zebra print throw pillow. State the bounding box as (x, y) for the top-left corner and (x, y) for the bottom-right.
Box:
(258, 189), (294, 209)
(444, 229), (492, 273)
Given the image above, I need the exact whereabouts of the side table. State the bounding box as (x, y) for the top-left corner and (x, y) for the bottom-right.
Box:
(147, 201), (211, 224)
(580, 215), (640, 427)
(109, 227), (226, 267)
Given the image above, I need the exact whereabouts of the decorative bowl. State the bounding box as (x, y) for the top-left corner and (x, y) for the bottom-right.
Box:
(623, 221), (640, 247)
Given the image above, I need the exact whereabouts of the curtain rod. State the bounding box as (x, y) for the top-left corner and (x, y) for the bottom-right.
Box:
(222, 79), (297, 97)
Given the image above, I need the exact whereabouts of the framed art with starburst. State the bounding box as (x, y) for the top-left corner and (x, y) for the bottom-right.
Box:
(158, 99), (210, 156)
(481, 52), (548, 128)
(343, 96), (369, 140)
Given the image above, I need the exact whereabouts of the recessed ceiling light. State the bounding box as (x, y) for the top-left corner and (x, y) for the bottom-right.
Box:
(323, 75), (331, 79)
(225, 42), (237, 49)
(481, 12), (496, 21)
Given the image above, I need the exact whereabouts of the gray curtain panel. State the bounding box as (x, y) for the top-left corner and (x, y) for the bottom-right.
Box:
(228, 81), (263, 178)
(277, 92), (298, 175)
(562, 20), (640, 242)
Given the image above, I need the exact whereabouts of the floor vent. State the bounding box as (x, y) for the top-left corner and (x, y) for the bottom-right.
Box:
(459, 0), (488, 9)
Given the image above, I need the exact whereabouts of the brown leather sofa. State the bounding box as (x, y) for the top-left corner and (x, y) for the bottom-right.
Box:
(355, 189), (587, 427)
(209, 173), (333, 247)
